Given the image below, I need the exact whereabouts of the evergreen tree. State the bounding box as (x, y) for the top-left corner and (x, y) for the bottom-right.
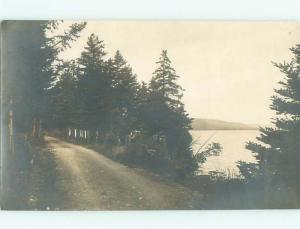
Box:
(2, 21), (86, 137)
(1, 21), (86, 208)
(50, 60), (79, 130)
(150, 50), (183, 110)
(77, 34), (113, 138)
(145, 50), (197, 177)
(2, 21), (46, 135)
(110, 50), (139, 142)
(78, 33), (106, 70)
(135, 81), (150, 131)
(240, 44), (300, 189)
(34, 21), (86, 135)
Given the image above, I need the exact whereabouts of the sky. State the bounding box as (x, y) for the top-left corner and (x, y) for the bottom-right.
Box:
(59, 21), (300, 125)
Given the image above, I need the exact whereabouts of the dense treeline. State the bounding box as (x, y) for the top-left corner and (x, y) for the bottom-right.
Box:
(51, 34), (139, 144)
(49, 33), (201, 177)
(3, 21), (220, 179)
(2, 21), (86, 138)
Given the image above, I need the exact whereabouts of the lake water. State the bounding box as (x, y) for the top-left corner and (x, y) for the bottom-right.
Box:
(191, 130), (259, 175)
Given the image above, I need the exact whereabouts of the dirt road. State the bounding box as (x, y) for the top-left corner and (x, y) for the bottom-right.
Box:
(41, 136), (195, 210)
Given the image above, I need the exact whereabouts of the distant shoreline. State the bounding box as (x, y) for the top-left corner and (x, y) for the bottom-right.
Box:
(191, 129), (259, 131)
(191, 118), (259, 131)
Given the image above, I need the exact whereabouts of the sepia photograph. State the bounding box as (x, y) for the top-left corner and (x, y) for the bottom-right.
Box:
(1, 20), (300, 210)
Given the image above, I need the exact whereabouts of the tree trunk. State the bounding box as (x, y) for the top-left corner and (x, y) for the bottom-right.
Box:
(32, 118), (36, 137)
(8, 110), (14, 154)
(38, 119), (42, 138)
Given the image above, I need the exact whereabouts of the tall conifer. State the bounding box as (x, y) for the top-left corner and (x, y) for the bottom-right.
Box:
(241, 44), (300, 189)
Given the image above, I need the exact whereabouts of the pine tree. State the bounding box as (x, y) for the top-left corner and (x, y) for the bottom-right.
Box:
(145, 50), (197, 177)
(2, 21), (46, 135)
(50, 60), (79, 130)
(110, 50), (139, 142)
(78, 33), (106, 71)
(135, 81), (150, 131)
(150, 50), (183, 110)
(2, 21), (86, 137)
(77, 33), (113, 138)
(241, 44), (300, 189)
(112, 50), (138, 97)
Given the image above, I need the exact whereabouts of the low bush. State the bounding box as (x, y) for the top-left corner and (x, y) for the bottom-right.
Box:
(120, 137), (172, 175)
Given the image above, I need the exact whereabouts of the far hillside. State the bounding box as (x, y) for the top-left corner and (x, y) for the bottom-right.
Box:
(191, 118), (259, 130)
